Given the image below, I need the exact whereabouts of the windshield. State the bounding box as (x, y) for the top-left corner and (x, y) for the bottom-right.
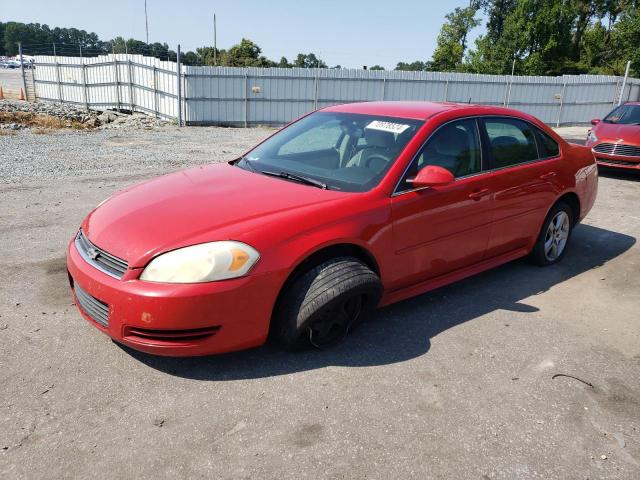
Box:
(236, 111), (424, 192)
(603, 104), (640, 125)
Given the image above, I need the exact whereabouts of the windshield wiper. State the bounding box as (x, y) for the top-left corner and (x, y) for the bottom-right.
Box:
(260, 170), (328, 189)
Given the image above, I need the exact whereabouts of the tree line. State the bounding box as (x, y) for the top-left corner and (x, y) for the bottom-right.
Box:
(403, 0), (640, 76)
(0, 21), (329, 68)
(2, 1), (639, 75)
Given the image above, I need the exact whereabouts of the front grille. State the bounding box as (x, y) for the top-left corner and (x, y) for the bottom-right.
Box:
(74, 283), (109, 327)
(75, 230), (128, 279)
(596, 158), (640, 167)
(124, 326), (221, 343)
(593, 142), (640, 157)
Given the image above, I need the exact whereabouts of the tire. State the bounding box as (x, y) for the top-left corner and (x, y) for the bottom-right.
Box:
(528, 201), (574, 266)
(272, 256), (383, 351)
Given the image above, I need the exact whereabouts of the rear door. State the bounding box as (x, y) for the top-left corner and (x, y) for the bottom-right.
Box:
(390, 118), (493, 289)
(478, 117), (563, 258)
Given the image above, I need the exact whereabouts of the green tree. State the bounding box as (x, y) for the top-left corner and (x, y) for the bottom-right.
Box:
(395, 60), (429, 71)
(220, 38), (273, 67)
(194, 46), (221, 65)
(369, 65), (385, 70)
(430, 2), (481, 71)
(293, 53), (327, 68)
(467, 0), (577, 75)
(610, 3), (640, 75)
(277, 56), (291, 67)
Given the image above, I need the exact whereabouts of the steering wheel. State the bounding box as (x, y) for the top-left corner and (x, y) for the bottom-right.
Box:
(362, 153), (391, 173)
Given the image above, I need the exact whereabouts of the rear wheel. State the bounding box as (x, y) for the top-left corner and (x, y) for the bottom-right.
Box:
(273, 257), (382, 351)
(529, 201), (573, 266)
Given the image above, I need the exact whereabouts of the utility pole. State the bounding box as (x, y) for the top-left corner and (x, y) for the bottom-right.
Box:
(144, 0), (149, 44)
(213, 13), (217, 66)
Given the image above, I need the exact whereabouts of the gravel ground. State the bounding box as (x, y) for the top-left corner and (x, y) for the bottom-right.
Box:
(0, 126), (273, 183)
(1, 125), (639, 480)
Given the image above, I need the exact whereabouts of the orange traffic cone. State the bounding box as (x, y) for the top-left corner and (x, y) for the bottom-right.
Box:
(19, 88), (25, 100)
(0, 87), (4, 99)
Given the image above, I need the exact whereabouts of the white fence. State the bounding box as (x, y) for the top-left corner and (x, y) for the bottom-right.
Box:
(33, 53), (640, 126)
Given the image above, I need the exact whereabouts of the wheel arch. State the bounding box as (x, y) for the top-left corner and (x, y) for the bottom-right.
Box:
(268, 242), (381, 330)
(554, 191), (581, 224)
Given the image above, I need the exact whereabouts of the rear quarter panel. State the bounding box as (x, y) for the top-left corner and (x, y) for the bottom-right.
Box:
(565, 143), (598, 222)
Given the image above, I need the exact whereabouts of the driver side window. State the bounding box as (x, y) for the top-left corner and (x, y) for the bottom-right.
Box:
(398, 118), (481, 191)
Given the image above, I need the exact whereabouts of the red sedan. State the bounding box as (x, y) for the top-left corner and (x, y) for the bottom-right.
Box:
(586, 102), (640, 170)
(67, 102), (598, 356)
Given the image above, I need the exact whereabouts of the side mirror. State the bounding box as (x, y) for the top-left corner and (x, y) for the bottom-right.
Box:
(410, 166), (455, 188)
(590, 118), (601, 126)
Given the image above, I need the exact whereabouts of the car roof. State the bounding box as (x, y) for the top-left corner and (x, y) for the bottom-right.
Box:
(322, 101), (529, 121)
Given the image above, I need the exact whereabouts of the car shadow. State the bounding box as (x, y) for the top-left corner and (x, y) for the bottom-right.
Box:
(597, 167), (640, 182)
(121, 224), (635, 381)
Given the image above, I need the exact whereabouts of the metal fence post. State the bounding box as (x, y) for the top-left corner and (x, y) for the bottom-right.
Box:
(506, 78), (514, 107)
(502, 76), (509, 106)
(153, 66), (159, 119)
(618, 60), (631, 106)
(18, 42), (29, 101)
(314, 73), (319, 110)
(444, 79), (449, 102)
(244, 73), (248, 128)
(81, 57), (89, 111)
(30, 67), (36, 101)
(54, 43), (63, 104)
(381, 77), (386, 100)
(176, 45), (183, 126)
(112, 54), (121, 110)
(556, 81), (567, 127)
(128, 55), (135, 112)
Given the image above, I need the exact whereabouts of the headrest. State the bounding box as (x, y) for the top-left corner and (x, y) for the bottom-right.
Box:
(492, 136), (520, 148)
(433, 127), (470, 156)
(364, 128), (395, 148)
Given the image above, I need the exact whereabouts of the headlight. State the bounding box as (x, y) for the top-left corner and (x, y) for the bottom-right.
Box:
(587, 130), (598, 143)
(140, 241), (260, 283)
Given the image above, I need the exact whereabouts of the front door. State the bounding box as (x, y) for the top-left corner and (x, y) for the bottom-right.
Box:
(390, 118), (493, 290)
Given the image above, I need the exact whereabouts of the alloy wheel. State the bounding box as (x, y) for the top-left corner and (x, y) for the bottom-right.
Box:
(544, 211), (570, 262)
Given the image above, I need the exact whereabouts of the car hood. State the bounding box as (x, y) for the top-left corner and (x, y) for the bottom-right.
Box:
(595, 123), (640, 144)
(83, 163), (348, 267)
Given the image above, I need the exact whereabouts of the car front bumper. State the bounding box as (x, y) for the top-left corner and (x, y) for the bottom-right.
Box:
(588, 143), (640, 170)
(66, 238), (284, 356)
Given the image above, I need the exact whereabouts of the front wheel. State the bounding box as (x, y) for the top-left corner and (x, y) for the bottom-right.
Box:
(529, 201), (573, 266)
(272, 257), (382, 351)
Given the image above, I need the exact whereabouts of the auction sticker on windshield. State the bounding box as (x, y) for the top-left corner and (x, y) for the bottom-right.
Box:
(365, 120), (410, 134)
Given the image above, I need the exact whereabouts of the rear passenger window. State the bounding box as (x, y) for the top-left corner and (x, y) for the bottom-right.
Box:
(536, 130), (560, 158)
(484, 118), (538, 168)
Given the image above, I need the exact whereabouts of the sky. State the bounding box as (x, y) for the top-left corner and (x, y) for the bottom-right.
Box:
(2, 0), (484, 69)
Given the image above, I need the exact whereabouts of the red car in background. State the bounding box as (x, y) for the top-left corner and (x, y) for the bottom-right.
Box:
(586, 102), (640, 170)
(67, 102), (598, 357)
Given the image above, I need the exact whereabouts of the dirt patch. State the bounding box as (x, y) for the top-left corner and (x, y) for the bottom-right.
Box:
(104, 136), (152, 147)
(0, 111), (90, 130)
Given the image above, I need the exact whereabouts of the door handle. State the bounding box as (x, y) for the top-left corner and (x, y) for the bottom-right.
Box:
(468, 188), (491, 201)
(540, 171), (557, 180)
